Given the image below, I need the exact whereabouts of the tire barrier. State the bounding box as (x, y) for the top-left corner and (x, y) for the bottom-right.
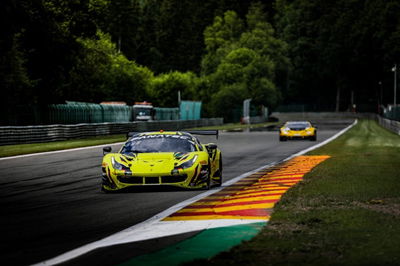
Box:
(0, 118), (223, 146)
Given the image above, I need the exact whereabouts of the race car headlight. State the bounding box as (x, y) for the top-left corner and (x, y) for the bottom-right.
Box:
(177, 155), (198, 169)
(281, 127), (290, 133)
(111, 157), (125, 170)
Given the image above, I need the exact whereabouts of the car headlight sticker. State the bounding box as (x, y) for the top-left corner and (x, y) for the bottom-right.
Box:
(178, 155), (198, 169)
(112, 156), (125, 170)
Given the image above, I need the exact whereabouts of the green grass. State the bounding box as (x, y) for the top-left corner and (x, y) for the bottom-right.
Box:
(0, 134), (125, 157)
(0, 122), (278, 158)
(186, 119), (400, 266)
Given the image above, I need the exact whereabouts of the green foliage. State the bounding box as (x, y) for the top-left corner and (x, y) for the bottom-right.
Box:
(275, 0), (400, 110)
(1, 0), (285, 125)
(0, 33), (33, 99)
(148, 71), (199, 107)
(209, 83), (249, 119)
(70, 31), (153, 104)
(204, 11), (244, 53)
(0, 32), (35, 125)
(201, 3), (288, 121)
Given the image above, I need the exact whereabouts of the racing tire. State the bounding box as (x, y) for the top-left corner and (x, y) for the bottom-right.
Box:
(215, 156), (223, 187)
(279, 136), (287, 141)
(203, 164), (211, 190)
(310, 134), (317, 141)
(101, 185), (111, 193)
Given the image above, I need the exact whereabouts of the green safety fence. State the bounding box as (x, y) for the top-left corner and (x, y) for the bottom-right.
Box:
(384, 106), (400, 121)
(154, 107), (180, 120)
(48, 101), (132, 124)
(47, 102), (189, 124)
(2, 101), (204, 126)
(180, 101), (201, 120)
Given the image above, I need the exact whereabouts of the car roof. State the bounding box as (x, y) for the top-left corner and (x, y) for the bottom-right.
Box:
(128, 131), (199, 143)
(132, 131), (193, 137)
(285, 121), (311, 124)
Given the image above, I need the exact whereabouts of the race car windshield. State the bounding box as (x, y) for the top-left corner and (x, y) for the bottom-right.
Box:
(121, 135), (196, 154)
(286, 122), (310, 128)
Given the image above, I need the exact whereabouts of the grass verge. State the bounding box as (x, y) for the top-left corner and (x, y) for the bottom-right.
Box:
(186, 119), (400, 265)
(0, 122), (278, 158)
(0, 134), (125, 157)
(187, 121), (277, 131)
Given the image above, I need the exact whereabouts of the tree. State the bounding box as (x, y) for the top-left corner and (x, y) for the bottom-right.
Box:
(200, 4), (288, 120)
(70, 31), (153, 104)
(202, 11), (244, 75)
(148, 71), (199, 107)
(0, 0), (97, 124)
(275, 0), (400, 111)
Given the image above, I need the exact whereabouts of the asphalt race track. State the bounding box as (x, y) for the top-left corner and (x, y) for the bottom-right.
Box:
(0, 120), (353, 265)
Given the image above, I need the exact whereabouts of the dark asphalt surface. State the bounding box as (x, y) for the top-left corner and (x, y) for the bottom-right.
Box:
(0, 120), (353, 265)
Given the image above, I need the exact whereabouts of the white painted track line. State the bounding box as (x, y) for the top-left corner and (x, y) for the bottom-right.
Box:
(283, 119), (357, 161)
(33, 162), (276, 266)
(0, 142), (124, 161)
(34, 120), (357, 265)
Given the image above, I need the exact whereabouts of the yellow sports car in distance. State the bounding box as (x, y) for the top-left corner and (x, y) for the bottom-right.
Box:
(101, 130), (222, 192)
(279, 121), (317, 141)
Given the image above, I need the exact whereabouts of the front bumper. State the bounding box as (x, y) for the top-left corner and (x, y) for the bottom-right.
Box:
(102, 164), (209, 191)
(280, 130), (315, 139)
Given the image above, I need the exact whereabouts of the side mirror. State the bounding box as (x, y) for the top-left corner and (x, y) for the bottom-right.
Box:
(103, 146), (112, 155)
(207, 143), (218, 150)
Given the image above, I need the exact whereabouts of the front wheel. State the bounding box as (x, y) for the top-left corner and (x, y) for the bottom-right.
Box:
(214, 157), (223, 187)
(203, 165), (211, 190)
(310, 133), (317, 141)
(204, 174), (211, 190)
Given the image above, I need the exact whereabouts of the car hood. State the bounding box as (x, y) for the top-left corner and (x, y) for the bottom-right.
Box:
(112, 152), (195, 175)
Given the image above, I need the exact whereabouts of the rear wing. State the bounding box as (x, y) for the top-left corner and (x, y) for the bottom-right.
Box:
(185, 130), (219, 139)
(126, 130), (219, 139)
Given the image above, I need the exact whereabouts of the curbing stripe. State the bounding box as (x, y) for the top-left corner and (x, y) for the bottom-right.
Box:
(163, 155), (330, 222)
(35, 120), (357, 265)
(34, 163), (277, 266)
(120, 156), (331, 266)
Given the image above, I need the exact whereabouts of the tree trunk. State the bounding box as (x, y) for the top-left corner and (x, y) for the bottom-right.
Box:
(335, 86), (340, 112)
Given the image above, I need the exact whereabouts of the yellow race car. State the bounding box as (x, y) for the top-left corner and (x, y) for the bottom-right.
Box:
(101, 130), (222, 192)
(279, 121), (317, 141)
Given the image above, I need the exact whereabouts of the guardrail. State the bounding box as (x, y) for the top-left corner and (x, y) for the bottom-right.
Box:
(377, 116), (400, 135)
(0, 118), (223, 146)
(270, 111), (369, 121)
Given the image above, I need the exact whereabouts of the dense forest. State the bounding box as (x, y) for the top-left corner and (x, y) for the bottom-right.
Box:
(1, 0), (400, 124)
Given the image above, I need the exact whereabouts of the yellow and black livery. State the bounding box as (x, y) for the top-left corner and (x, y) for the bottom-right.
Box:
(279, 121), (317, 141)
(101, 130), (222, 192)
